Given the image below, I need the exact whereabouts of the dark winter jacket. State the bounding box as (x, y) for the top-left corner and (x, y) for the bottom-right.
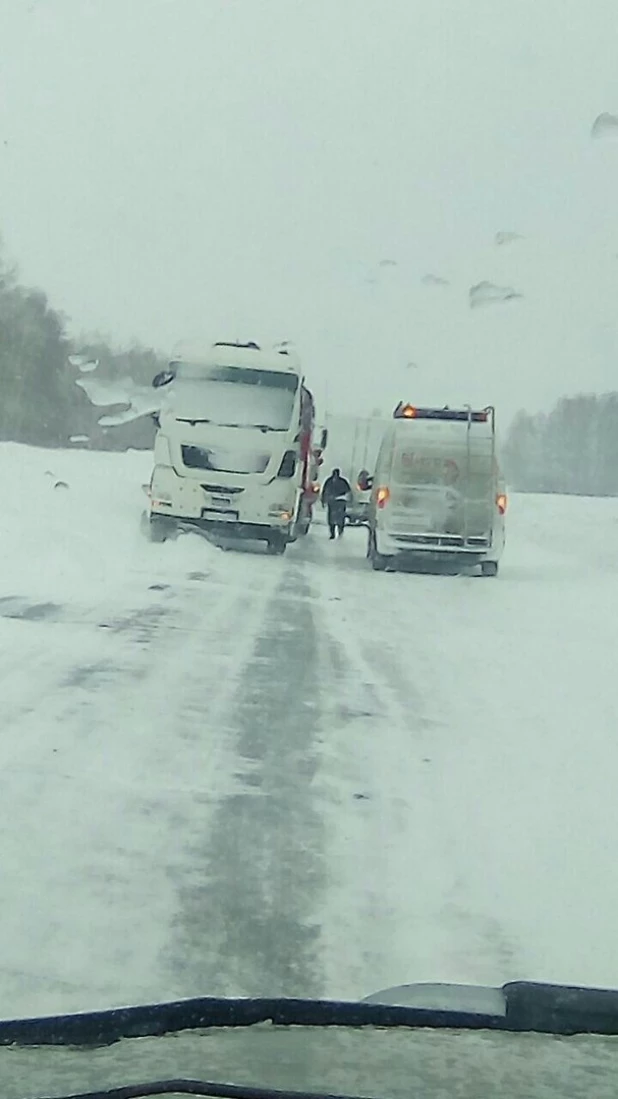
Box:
(322, 474), (352, 502)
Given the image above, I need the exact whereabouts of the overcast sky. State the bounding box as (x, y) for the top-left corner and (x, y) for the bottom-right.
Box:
(1, 0), (618, 422)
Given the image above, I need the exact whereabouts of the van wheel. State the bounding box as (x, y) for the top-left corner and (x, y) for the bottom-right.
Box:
(370, 539), (391, 571)
(481, 560), (499, 577)
(371, 552), (389, 571)
(368, 530), (389, 570)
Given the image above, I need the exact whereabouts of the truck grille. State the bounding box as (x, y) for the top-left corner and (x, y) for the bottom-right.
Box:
(200, 483), (245, 495)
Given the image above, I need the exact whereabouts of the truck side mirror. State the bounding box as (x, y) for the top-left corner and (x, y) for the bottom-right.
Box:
(152, 370), (175, 389)
(357, 470), (373, 491)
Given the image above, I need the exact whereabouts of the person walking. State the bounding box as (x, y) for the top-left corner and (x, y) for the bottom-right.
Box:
(321, 468), (352, 539)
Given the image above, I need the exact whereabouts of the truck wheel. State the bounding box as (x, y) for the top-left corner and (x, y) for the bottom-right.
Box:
(266, 536), (287, 556)
(481, 560), (499, 577)
(148, 515), (170, 543)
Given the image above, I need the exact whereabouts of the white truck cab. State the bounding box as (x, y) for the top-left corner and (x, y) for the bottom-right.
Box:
(365, 403), (507, 575)
(147, 342), (319, 554)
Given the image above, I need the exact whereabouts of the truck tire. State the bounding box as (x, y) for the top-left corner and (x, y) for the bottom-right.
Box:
(481, 560), (499, 577)
(266, 535), (287, 556)
(148, 515), (171, 543)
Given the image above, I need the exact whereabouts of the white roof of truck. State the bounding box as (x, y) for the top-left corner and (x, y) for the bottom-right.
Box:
(171, 342), (302, 375)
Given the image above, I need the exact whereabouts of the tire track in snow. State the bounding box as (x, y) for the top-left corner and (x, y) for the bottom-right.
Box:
(301, 535), (520, 999)
(167, 561), (325, 999)
(0, 615), (99, 745)
(0, 594), (171, 741)
(0, 551), (284, 1016)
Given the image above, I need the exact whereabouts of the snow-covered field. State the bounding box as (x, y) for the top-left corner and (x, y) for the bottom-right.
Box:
(1, 442), (618, 1018)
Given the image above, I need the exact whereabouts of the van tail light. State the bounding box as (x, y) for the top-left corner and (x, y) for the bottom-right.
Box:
(376, 486), (390, 509)
(496, 493), (508, 515)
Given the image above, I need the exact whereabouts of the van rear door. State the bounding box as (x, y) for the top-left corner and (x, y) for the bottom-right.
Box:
(388, 451), (462, 535)
(388, 442), (494, 540)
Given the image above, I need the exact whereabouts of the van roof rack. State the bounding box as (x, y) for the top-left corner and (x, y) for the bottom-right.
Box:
(393, 403), (491, 423)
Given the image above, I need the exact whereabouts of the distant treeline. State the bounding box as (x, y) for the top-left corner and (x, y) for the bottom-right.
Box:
(5, 246), (618, 489)
(0, 251), (165, 451)
(504, 393), (618, 496)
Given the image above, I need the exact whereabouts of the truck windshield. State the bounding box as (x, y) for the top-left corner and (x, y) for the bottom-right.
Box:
(171, 364), (299, 430)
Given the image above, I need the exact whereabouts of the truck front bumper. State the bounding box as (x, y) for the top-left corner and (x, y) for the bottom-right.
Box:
(149, 466), (295, 539)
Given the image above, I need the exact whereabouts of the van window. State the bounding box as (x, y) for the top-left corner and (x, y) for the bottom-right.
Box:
(394, 452), (460, 487)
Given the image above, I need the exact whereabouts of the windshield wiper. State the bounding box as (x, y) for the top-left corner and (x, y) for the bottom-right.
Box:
(41, 1078), (377, 1099)
(176, 421), (280, 432)
(216, 423), (282, 432)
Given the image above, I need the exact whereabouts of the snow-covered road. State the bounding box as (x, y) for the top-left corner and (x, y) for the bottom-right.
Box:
(2, 443), (618, 1017)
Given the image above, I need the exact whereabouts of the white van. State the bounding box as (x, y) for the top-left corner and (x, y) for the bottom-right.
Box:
(365, 403), (507, 575)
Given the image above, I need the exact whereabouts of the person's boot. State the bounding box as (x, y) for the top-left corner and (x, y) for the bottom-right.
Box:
(329, 528), (335, 540)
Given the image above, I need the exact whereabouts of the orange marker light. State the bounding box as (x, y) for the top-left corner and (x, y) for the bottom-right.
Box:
(497, 493), (508, 515)
(401, 404), (417, 418)
(376, 486), (390, 508)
